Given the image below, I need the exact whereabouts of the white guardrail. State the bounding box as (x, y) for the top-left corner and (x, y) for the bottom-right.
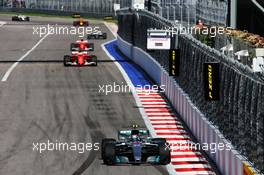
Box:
(117, 35), (261, 175)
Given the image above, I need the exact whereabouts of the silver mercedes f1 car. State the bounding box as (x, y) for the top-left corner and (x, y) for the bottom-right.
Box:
(101, 125), (171, 165)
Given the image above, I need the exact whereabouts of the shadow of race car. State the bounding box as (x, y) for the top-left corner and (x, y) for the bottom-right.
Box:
(70, 39), (94, 51)
(12, 15), (30, 21)
(101, 126), (171, 165)
(63, 51), (97, 66)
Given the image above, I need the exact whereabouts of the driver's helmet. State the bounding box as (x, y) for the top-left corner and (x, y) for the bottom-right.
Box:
(131, 135), (140, 142)
(131, 129), (141, 142)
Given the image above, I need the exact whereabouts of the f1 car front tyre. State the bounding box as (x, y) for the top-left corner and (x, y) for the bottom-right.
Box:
(89, 43), (94, 51)
(158, 144), (171, 165)
(26, 17), (30, 21)
(103, 142), (116, 165)
(63, 55), (71, 66)
(152, 138), (167, 146)
(101, 138), (115, 159)
(70, 43), (76, 51)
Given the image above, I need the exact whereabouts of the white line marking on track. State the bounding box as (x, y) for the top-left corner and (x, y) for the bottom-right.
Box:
(104, 22), (117, 37)
(1, 33), (49, 82)
(0, 21), (6, 27)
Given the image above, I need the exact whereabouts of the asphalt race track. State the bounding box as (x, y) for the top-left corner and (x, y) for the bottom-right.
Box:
(0, 15), (169, 175)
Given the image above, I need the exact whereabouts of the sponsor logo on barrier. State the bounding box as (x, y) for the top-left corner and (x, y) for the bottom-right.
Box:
(169, 49), (180, 76)
(103, 16), (113, 21)
(72, 13), (81, 18)
(204, 62), (220, 101)
(147, 29), (171, 50)
(243, 162), (256, 175)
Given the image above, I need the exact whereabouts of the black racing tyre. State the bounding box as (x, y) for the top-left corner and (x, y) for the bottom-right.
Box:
(101, 138), (115, 159)
(70, 43), (76, 51)
(26, 17), (30, 21)
(89, 43), (94, 51)
(158, 144), (171, 165)
(12, 17), (16, 21)
(103, 142), (116, 165)
(84, 21), (89, 26)
(63, 55), (71, 66)
(91, 55), (97, 66)
(102, 33), (107, 39)
(152, 138), (167, 146)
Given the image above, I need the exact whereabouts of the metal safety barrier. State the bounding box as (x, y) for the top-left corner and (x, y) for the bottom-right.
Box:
(1, 0), (120, 16)
(117, 33), (248, 175)
(117, 8), (264, 174)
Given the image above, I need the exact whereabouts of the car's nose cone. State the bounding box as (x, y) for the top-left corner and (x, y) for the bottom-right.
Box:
(132, 142), (142, 161)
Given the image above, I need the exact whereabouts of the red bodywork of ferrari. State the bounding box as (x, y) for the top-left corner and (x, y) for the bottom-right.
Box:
(71, 40), (94, 51)
(64, 51), (97, 66)
(72, 52), (89, 65)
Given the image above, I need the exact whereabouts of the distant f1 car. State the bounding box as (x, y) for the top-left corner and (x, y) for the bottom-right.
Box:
(87, 31), (107, 39)
(101, 126), (171, 165)
(12, 15), (30, 21)
(63, 51), (97, 66)
(73, 18), (89, 26)
(70, 39), (94, 51)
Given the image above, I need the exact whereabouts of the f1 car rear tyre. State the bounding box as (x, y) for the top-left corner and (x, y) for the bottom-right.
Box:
(103, 142), (116, 165)
(158, 144), (171, 165)
(92, 56), (97, 66)
(63, 55), (71, 66)
(102, 33), (107, 39)
(87, 35), (95, 39)
(101, 138), (115, 159)
(26, 17), (30, 21)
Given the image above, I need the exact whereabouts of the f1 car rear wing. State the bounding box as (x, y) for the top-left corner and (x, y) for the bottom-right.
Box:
(71, 43), (94, 51)
(118, 129), (150, 140)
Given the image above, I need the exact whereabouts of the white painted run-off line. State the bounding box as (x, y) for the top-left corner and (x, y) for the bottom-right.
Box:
(1, 33), (49, 82)
(0, 21), (6, 27)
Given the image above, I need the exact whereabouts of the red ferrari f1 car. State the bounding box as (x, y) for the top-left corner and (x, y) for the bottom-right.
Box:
(63, 51), (97, 66)
(70, 39), (94, 51)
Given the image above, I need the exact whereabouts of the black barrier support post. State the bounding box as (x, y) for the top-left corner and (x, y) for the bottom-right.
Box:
(130, 11), (136, 60)
(131, 12), (135, 46)
(148, 0), (151, 11)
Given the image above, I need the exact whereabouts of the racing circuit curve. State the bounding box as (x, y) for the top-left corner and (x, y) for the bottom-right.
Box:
(0, 14), (219, 175)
